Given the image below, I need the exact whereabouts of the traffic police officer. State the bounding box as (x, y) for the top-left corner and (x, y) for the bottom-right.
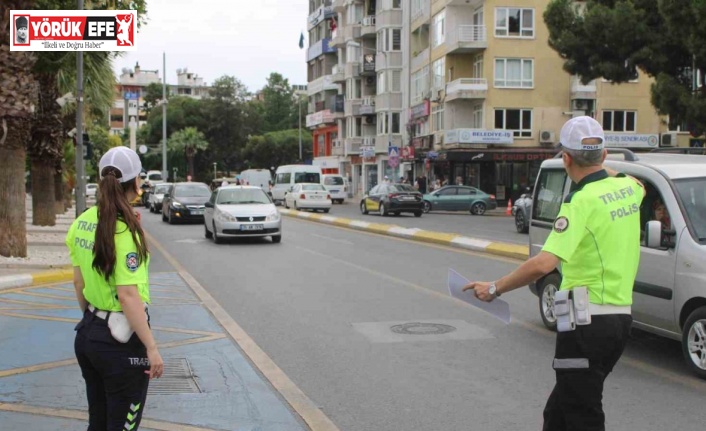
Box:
(67, 146), (163, 431)
(464, 116), (644, 431)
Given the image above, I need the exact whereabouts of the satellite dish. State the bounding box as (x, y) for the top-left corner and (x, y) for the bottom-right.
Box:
(139, 145), (148, 154)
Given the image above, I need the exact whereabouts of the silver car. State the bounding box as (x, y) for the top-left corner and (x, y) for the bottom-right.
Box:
(148, 183), (171, 213)
(529, 150), (706, 378)
(204, 186), (281, 244)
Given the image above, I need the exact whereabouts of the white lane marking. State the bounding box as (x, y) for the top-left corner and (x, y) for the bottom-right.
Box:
(310, 233), (354, 245)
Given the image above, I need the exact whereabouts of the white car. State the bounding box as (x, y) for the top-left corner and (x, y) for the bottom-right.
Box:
(284, 183), (331, 212)
(322, 174), (347, 204)
(204, 186), (281, 244)
(85, 183), (98, 199)
(148, 183), (171, 213)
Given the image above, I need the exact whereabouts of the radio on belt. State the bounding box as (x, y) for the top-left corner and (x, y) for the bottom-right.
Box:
(573, 287), (592, 326)
(555, 290), (575, 333)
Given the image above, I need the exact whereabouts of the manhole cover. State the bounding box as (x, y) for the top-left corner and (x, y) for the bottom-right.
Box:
(148, 358), (201, 395)
(390, 322), (457, 335)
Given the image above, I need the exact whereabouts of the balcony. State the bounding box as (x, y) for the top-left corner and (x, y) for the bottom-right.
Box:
(360, 15), (376, 38)
(307, 74), (339, 96)
(332, 139), (344, 156)
(345, 137), (362, 155)
(571, 76), (597, 100)
(375, 93), (403, 111)
(330, 29), (345, 48)
(446, 25), (487, 54)
(376, 52), (403, 70)
(376, 9), (402, 29)
(307, 38), (337, 62)
(307, 1), (335, 31)
(331, 64), (345, 83)
(345, 23), (361, 41)
(360, 96), (375, 115)
(445, 78), (488, 102)
(345, 61), (360, 79)
(374, 135), (402, 152)
(345, 99), (362, 116)
(315, 100), (326, 112)
(411, 47), (429, 72)
(332, 0), (345, 13)
(305, 109), (339, 128)
(411, 1), (430, 30)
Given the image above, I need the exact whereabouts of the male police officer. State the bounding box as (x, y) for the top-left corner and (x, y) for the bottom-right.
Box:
(464, 116), (644, 431)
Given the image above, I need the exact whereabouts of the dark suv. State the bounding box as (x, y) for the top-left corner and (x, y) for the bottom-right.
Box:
(162, 182), (211, 224)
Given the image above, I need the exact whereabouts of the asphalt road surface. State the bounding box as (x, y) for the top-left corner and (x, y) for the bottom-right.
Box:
(140, 209), (706, 431)
(302, 199), (529, 246)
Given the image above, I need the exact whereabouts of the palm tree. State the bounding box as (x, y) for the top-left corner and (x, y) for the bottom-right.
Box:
(0, 1), (37, 257)
(169, 127), (209, 180)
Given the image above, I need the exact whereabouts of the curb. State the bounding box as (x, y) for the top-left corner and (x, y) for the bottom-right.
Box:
(0, 267), (73, 291)
(279, 209), (528, 260)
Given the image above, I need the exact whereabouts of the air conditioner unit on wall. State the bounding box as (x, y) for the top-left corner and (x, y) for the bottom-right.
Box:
(571, 99), (589, 111)
(661, 131), (678, 147)
(365, 116), (376, 124)
(365, 76), (375, 85)
(539, 130), (555, 144)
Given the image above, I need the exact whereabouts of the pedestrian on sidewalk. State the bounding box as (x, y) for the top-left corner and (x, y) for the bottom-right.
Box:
(66, 146), (163, 431)
(463, 116), (645, 431)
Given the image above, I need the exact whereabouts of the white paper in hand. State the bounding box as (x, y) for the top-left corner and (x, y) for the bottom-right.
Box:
(448, 268), (511, 324)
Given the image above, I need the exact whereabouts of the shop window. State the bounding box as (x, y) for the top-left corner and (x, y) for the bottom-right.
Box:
(532, 168), (567, 222)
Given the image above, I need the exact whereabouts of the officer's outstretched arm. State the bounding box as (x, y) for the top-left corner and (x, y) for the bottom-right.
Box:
(495, 251), (560, 295)
(117, 285), (164, 379)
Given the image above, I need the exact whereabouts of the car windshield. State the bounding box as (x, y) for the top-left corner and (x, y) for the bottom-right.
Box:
(324, 177), (344, 185)
(217, 188), (270, 205)
(294, 172), (320, 183)
(154, 185), (170, 194)
(674, 177), (706, 242)
(174, 184), (210, 198)
(302, 184), (326, 190)
(392, 184), (416, 192)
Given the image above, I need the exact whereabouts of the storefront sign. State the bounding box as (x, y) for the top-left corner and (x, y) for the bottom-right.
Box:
(604, 134), (659, 148)
(445, 129), (514, 145)
(361, 146), (375, 158)
(362, 54), (375, 73)
(410, 100), (430, 120)
(412, 136), (432, 150)
(401, 146), (415, 160)
(313, 157), (340, 168)
(444, 150), (556, 162)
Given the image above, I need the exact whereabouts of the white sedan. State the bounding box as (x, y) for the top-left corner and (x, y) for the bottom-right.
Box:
(284, 183), (332, 213)
(204, 186), (281, 244)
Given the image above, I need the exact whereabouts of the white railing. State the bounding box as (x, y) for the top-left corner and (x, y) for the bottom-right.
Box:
(345, 138), (362, 155)
(362, 96), (375, 106)
(362, 136), (376, 147)
(453, 25), (486, 44)
(362, 15), (376, 27)
(332, 139), (344, 155)
(446, 78), (488, 94)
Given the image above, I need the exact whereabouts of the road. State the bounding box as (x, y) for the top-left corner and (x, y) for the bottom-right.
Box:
(295, 199), (529, 245)
(140, 208), (706, 431)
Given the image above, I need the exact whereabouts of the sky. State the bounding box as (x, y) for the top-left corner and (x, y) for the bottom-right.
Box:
(113, 0), (309, 92)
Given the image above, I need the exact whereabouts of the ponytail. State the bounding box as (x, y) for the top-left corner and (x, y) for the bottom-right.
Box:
(92, 167), (149, 281)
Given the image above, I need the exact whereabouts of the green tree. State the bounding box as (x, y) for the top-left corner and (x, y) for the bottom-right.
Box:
(261, 72), (298, 132)
(142, 82), (164, 114)
(544, 0), (706, 135)
(169, 127), (209, 180)
(240, 129), (312, 169)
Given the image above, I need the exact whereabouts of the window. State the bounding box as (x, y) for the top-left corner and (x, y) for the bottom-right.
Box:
(432, 10), (445, 47)
(494, 108), (532, 137)
(602, 110), (636, 132)
(392, 0), (401, 9)
(378, 112), (388, 134)
(472, 104), (483, 128)
(294, 172), (321, 183)
(473, 54), (484, 78)
(377, 72), (386, 94)
(391, 70), (401, 92)
(276, 172), (292, 184)
(378, 29), (402, 52)
(494, 58), (533, 88)
(432, 57), (445, 90)
(432, 104), (444, 132)
(495, 8), (534, 37)
(411, 0), (424, 19)
(532, 169), (567, 223)
(391, 112), (400, 134)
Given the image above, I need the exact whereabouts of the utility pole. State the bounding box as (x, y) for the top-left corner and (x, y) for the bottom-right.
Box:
(74, 0), (86, 215)
(162, 52), (168, 182)
(298, 94), (303, 161)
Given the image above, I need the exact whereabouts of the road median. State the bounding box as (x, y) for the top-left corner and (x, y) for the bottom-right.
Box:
(0, 266), (73, 291)
(280, 209), (529, 260)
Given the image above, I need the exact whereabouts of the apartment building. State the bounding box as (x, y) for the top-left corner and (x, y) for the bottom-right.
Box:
(409, 0), (666, 202)
(307, 0), (410, 195)
(110, 63), (210, 135)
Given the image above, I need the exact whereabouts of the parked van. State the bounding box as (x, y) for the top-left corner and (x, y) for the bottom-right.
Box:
(239, 169), (272, 191)
(529, 149), (706, 378)
(271, 165), (322, 205)
(321, 174), (347, 204)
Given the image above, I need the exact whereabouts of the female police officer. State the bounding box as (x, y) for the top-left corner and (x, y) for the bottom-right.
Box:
(66, 146), (163, 431)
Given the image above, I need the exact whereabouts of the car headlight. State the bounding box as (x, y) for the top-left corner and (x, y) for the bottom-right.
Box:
(266, 210), (280, 221)
(172, 201), (183, 208)
(216, 209), (237, 222)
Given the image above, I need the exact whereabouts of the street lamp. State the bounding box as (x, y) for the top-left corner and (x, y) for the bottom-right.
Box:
(172, 167), (178, 182)
(213, 162), (217, 180)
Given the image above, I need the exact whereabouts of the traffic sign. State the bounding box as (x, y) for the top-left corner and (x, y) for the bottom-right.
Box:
(388, 146), (399, 158)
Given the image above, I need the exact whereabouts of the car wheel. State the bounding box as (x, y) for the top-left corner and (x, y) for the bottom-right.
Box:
(682, 306), (706, 379)
(422, 201), (431, 213)
(213, 223), (222, 244)
(272, 235), (282, 244)
(393, 211), (400, 216)
(538, 273), (561, 331)
(515, 211), (529, 234)
(360, 201), (368, 214)
(323, 208), (330, 213)
(204, 223), (213, 239)
(470, 202), (486, 215)
(414, 211), (422, 217)
(379, 202), (388, 217)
